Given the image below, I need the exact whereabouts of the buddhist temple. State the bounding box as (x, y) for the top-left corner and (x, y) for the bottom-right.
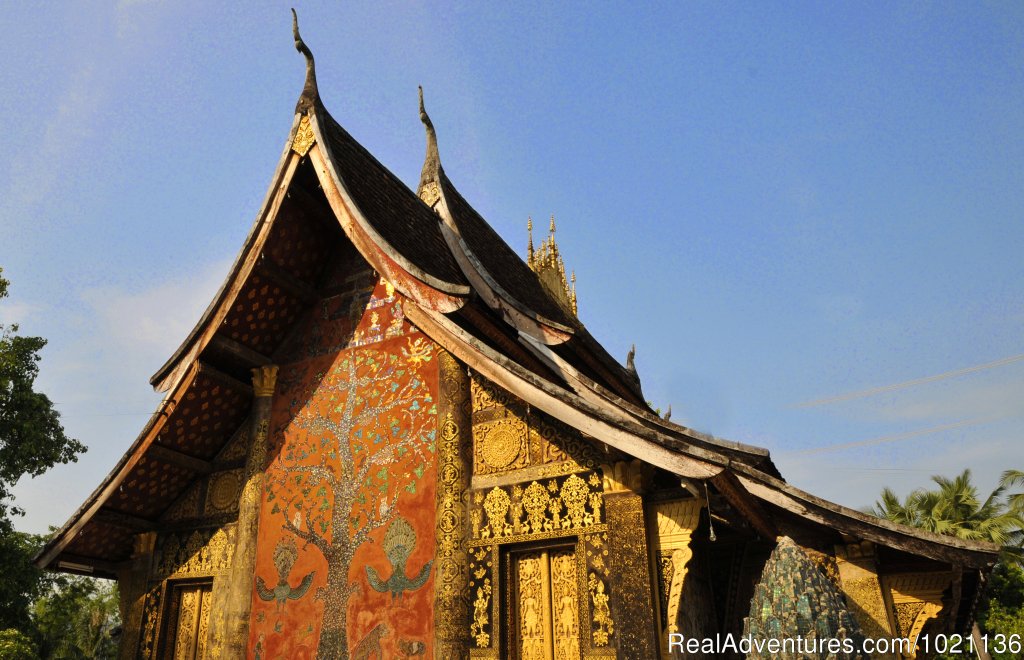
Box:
(36, 13), (1000, 660)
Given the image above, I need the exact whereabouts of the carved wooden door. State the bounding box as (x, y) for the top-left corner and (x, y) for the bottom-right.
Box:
(160, 581), (213, 660)
(512, 546), (581, 660)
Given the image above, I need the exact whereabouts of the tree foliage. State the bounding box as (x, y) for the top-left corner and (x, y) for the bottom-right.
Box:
(0, 268), (106, 657)
(0, 531), (53, 631)
(0, 531), (119, 658)
(870, 469), (1024, 659)
(869, 468), (1024, 556)
(0, 628), (38, 660)
(32, 576), (119, 659)
(0, 267), (86, 521)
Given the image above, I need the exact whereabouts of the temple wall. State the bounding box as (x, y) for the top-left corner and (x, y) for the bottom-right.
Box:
(465, 375), (654, 659)
(122, 425), (253, 658)
(246, 273), (440, 659)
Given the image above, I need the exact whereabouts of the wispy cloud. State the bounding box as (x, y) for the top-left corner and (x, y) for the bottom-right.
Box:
(780, 416), (999, 457)
(80, 258), (231, 367)
(792, 353), (1024, 408)
(0, 64), (103, 232)
(0, 299), (40, 326)
(12, 256), (231, 534)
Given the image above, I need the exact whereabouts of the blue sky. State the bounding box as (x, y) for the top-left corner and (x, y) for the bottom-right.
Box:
(2, 2), (1022, 534)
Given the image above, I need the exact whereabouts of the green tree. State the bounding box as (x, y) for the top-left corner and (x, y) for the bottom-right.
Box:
(870, 468), (1024, 555)
(1, 267), (90, 650)
(870, 469), (1024, 659)
(32, 576), (119, 659)
(0, 267), (86, 525)
(0, 532), (53, 631)
(0, 628), (38, 659)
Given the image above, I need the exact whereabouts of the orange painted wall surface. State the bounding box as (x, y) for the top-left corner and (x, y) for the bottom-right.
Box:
(248, 274), (437, 659)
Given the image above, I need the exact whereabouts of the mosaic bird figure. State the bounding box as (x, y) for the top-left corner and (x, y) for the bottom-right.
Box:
(366, 517), (433, 600)
(255, 537), (316, 611)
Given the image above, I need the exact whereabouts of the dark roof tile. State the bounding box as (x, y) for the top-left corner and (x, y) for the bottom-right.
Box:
(319, 112), (467, 289)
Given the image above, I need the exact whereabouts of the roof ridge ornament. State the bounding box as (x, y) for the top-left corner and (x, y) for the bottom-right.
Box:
(527, 217), (535, 268)
(527, 214), (578, 316)
(417, 86), (443, 206)
(292, 8), (320, 114)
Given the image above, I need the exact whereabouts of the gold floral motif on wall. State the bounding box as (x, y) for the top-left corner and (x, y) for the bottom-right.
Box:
(471, 472), (605, 543)
(470, 376), (604, 481)
(155, 526), (236, 578)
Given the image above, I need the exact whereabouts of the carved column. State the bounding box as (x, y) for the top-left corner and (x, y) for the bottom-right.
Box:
(214, 364), (278, 658)
(118, 531), (157, 660)
(435, 350), (472, 659)
(835, 541), (897, 658)
(651, 498), (703, 658)
(602, 459), (657, 658)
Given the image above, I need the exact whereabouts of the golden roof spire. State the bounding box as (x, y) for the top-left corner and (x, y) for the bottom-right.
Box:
(527, 214), (577, 317)
(570, 271), (577, 315)
(527, 216), (535, 267)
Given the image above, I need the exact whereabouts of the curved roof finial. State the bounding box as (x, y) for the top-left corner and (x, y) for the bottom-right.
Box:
(292, 8), (320, 114)
(418, 86), (443, 194)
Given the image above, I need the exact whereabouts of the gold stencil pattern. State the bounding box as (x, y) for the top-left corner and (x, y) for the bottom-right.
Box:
(139, 583), (162, 659)
(470, 376), (603, 478)
(472, 578), (493, 648)
(436, 350), (472, 659)
(174, 589), (199, 660)
(842, 577), (891, 639)
(292, 114), (315, 156)
(519, 553), (546, 659)
(156, 527), (235, 578)
(478, 418), (528, 471)
(473, 473), (604, 542)
(551, 551), (580, 659)
(515, 549), (581, 660)
(206, 469), (243, 513)
(604, 495), (655, 658)
(196, 588), (212, 658)
(588, 573), (613, 647)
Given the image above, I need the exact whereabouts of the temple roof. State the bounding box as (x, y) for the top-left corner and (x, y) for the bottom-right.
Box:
(318, 111), (469, 292)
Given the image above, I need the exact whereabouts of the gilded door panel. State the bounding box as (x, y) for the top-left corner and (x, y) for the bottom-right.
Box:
(513, 547), (581, 660)
(550, 550), (579, 660)
(162, 582), (213, 660)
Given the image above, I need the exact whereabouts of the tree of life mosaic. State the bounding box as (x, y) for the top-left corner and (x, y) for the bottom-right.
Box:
(249, 277), (438, 660)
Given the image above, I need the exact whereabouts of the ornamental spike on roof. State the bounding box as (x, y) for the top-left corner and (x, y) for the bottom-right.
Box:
(528, 214), (577, 316)
(291, 9), (320, 114)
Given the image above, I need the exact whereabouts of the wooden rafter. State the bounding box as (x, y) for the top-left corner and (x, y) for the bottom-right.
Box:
(256, 254), (319, 305)
(709, 470), (779, 541)
(209, 335), (272, 370)
(149, 444), (213, 475)
(56, 552), (126, 576)
(197, 360), (254, 397)
(94, 508), (156, 532)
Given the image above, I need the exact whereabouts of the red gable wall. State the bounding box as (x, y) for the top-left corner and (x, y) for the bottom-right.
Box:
(248, 272), (438, 658)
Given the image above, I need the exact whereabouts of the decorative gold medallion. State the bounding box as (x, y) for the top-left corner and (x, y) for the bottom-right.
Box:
(480, 422), (523, 470)
(292, 115), (315, 157)
(208, 470), (242, 512)
(420, 181), (441, 207)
